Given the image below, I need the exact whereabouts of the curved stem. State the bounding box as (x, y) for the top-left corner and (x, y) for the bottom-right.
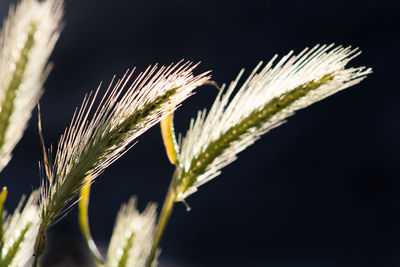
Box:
(0, 187), (8, 261)
(78, 174), (104, 265)
(146, 171), (178, 267)
(160, 112), (179, 165)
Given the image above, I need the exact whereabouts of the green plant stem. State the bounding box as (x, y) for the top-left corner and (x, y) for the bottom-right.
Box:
(32, 224), (45, 267)
(0, 187), (8, 260)
(146, 171), (178, 267)
(32, 253), (39, 267)
(78, 174), (104, 266)
(160, 112), (179, 165)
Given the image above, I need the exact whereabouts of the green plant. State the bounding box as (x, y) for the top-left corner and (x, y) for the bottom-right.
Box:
(0, 0), (371, 266)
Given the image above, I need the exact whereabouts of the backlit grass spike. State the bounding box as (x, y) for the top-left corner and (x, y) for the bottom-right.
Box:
(39, 62), (210, 230)
(0, 191), (40, 267)
(0, 0), (63, 171)
(176, 44), (372, 201)
(106, 197), (158, 267)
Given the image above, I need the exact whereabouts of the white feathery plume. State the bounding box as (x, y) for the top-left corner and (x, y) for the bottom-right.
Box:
(176, 44), (372, 201)
(40, 62), (210, 227)
(1, 192), (40, 267)
(106, 198), (158, 267)
(0, 0), (63, 171)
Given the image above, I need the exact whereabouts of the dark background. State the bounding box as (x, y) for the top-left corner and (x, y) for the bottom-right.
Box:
(0, 0), (399, 266)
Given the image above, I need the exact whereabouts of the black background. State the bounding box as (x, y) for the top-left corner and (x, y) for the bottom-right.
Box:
(0, 0), (399, 266)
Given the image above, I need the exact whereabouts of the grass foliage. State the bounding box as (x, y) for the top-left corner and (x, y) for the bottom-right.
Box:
(0, 0), (371, 266)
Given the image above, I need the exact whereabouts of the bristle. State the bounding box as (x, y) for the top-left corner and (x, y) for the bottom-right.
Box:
(177, 44), (372, 201)
(0, 0), (63, 171)
(39, 62), (210, 227)
(1, 191), (41, 267)
(106, 198), (158, 267)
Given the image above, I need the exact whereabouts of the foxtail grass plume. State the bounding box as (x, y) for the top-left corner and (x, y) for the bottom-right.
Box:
(40, 62), (210, 228)
(176, 44), (372, 201)
(0, 0), (63, 171)
(106, 198), (158, 267)
(0, 192), (40, 267)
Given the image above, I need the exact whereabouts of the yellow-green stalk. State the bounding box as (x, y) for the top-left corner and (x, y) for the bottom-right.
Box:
(160, 112), (180, 165)
(0, 186), (8, 253)
(78, 174), (104, 265)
